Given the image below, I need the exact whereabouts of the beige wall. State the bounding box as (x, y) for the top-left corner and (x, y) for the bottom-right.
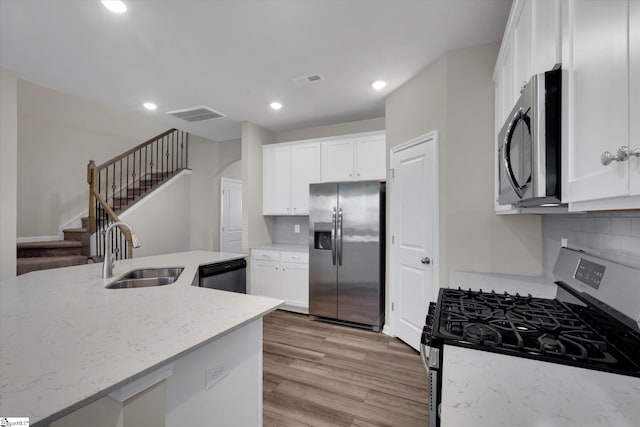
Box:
(241, 122), (274, 255)
(386, 42), (541, 291)
(188, 136), (241, 251)
(220, 159), (241, 180)
(0, 68), (18, 280)
(120, 172), (191, 257)
(272, 117), (385, 143)
(17, 79), (166, 237)
(444, 44), (541, 277)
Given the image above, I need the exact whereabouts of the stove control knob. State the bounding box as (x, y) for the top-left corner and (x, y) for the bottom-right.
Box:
(421, 257), (431, 265)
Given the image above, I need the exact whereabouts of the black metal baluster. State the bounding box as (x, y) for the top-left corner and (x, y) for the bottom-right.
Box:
(111, 164), (116, 211)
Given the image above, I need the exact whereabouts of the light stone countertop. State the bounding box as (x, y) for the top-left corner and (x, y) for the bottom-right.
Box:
(0, 251), (283, 426)
(251, 243), (308, 253)
(449, 271), (558, 298)
(441, 344), (640, 427)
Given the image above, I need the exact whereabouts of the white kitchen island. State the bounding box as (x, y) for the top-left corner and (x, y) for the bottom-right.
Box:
(0, 251), (283, 426)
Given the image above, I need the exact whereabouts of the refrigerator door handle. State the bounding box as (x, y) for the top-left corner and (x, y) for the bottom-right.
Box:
(337, 208), (343, 266)
(331, 208), (337, 265)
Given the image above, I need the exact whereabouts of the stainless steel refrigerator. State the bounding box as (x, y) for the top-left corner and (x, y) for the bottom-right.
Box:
(308, 181), (385, 331)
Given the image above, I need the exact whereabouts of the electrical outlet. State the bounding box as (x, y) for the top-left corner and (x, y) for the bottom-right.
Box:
(561, 238), (568, 248)
(205, 365), (229, 390)
(294, 224), (300, 234)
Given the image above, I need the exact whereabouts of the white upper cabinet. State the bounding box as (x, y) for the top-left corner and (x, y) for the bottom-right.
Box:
(354, 133), (386, 181)
(290, 142), (321, 214)
(493, 0), (561, 213)
(514, 0), (532, 95)
(321, 138), (355, 182)
(562, 0), (639, 210)
(263, 142), (320, 215)
(321, 131), (386, 182)
(263, 145), (291, 215)
(531, 0), (561, 75)
(630, 0), (640, 197)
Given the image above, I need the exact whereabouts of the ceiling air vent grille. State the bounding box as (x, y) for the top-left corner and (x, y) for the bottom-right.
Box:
(293, 73), (325, 86)
(165, 106), (225, 122)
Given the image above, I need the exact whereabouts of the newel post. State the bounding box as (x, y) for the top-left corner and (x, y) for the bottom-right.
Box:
(87, 160), (96, 233)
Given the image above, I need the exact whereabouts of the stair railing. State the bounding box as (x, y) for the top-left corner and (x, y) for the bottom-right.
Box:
(87, 128), (189, 260)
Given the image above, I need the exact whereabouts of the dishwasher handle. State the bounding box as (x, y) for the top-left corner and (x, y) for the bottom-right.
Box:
(199, 258), (247, 277)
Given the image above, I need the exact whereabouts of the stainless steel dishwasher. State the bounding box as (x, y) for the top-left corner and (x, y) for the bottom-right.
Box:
(198, 258), (247, 293)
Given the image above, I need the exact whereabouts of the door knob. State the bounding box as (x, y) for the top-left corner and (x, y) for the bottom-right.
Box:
(421, 257), (431, 265)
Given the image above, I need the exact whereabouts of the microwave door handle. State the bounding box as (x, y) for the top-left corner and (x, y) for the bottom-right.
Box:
(331, 208), (337, 266)
(503, 110), (525, 199)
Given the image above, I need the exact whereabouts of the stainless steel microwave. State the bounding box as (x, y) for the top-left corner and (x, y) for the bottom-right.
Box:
(498, 68), (562, 207)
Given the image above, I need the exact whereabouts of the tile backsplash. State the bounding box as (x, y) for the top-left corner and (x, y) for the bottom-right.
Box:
(271, 216), (309, 245)
(542, 212), (640, 272)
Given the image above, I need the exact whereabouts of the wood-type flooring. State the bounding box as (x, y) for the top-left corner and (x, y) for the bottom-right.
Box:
(263, 310), (429, 426)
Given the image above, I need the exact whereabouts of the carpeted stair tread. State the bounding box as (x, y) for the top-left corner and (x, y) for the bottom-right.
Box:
(17, 240), (82, 249)
(17, 255), (88, 275)
(63, 227), (88, 233)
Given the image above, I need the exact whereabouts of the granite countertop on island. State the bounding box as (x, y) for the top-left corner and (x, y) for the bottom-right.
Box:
(441, 345), (640, 427)
(0, 251), (283, 426)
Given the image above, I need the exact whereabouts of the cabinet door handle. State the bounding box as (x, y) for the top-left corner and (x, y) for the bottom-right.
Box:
(601, 146), (640, 165)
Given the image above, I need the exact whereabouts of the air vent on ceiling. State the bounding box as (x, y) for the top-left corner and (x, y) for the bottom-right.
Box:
(165, 106), (225, 122)
(293, 73), (325, 86)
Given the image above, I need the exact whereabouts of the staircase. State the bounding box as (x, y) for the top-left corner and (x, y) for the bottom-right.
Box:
(17, 217), (91, 275)
(16, 129), (189, 276)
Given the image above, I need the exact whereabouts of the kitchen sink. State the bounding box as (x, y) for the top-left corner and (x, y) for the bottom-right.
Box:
(106, 267), (184, 289)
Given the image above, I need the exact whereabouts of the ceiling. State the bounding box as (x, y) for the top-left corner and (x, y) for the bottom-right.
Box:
(0, 0), (511, 141)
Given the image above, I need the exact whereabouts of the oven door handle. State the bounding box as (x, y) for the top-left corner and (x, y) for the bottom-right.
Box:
(420, 343), (430, 373)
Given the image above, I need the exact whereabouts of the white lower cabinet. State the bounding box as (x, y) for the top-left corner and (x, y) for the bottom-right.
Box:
(251, 249), (309, 313)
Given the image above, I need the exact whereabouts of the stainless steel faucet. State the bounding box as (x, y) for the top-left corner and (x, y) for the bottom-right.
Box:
(102, 222), (141, 278)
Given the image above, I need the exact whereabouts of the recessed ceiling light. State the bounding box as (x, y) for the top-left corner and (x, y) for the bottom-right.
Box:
(371, 80), (387, 90)
(143, 102), (157, 110)
(102, 0), (127, 14)
(270, 102), (282, 110)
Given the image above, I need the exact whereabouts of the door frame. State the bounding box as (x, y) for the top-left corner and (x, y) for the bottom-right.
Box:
(387, 130), (440, 338)
(219, 177), (243, 252)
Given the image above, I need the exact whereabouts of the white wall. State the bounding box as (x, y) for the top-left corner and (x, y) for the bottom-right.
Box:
(0, 68), (18, 280)
(386, 42), (542, 289)
(120, 172), (191, 257)
(188, 136), (241, 251)
(17, 78), (167, 237)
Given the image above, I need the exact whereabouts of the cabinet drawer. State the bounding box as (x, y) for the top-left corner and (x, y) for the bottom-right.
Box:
(251, 250), (280, 261)
(281, 252), (308, 263)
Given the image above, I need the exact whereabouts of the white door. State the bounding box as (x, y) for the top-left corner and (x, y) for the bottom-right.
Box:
(220, 178), (243, 253)
(390, 132), (439, 351)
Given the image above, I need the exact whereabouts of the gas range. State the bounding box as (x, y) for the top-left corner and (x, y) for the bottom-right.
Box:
(420, 248), (640, 426)
(425, 287), (640, 376)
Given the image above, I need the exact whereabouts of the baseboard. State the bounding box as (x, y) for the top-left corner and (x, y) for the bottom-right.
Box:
(382, 324), (393, 337)
(17, 235), (60, 243)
